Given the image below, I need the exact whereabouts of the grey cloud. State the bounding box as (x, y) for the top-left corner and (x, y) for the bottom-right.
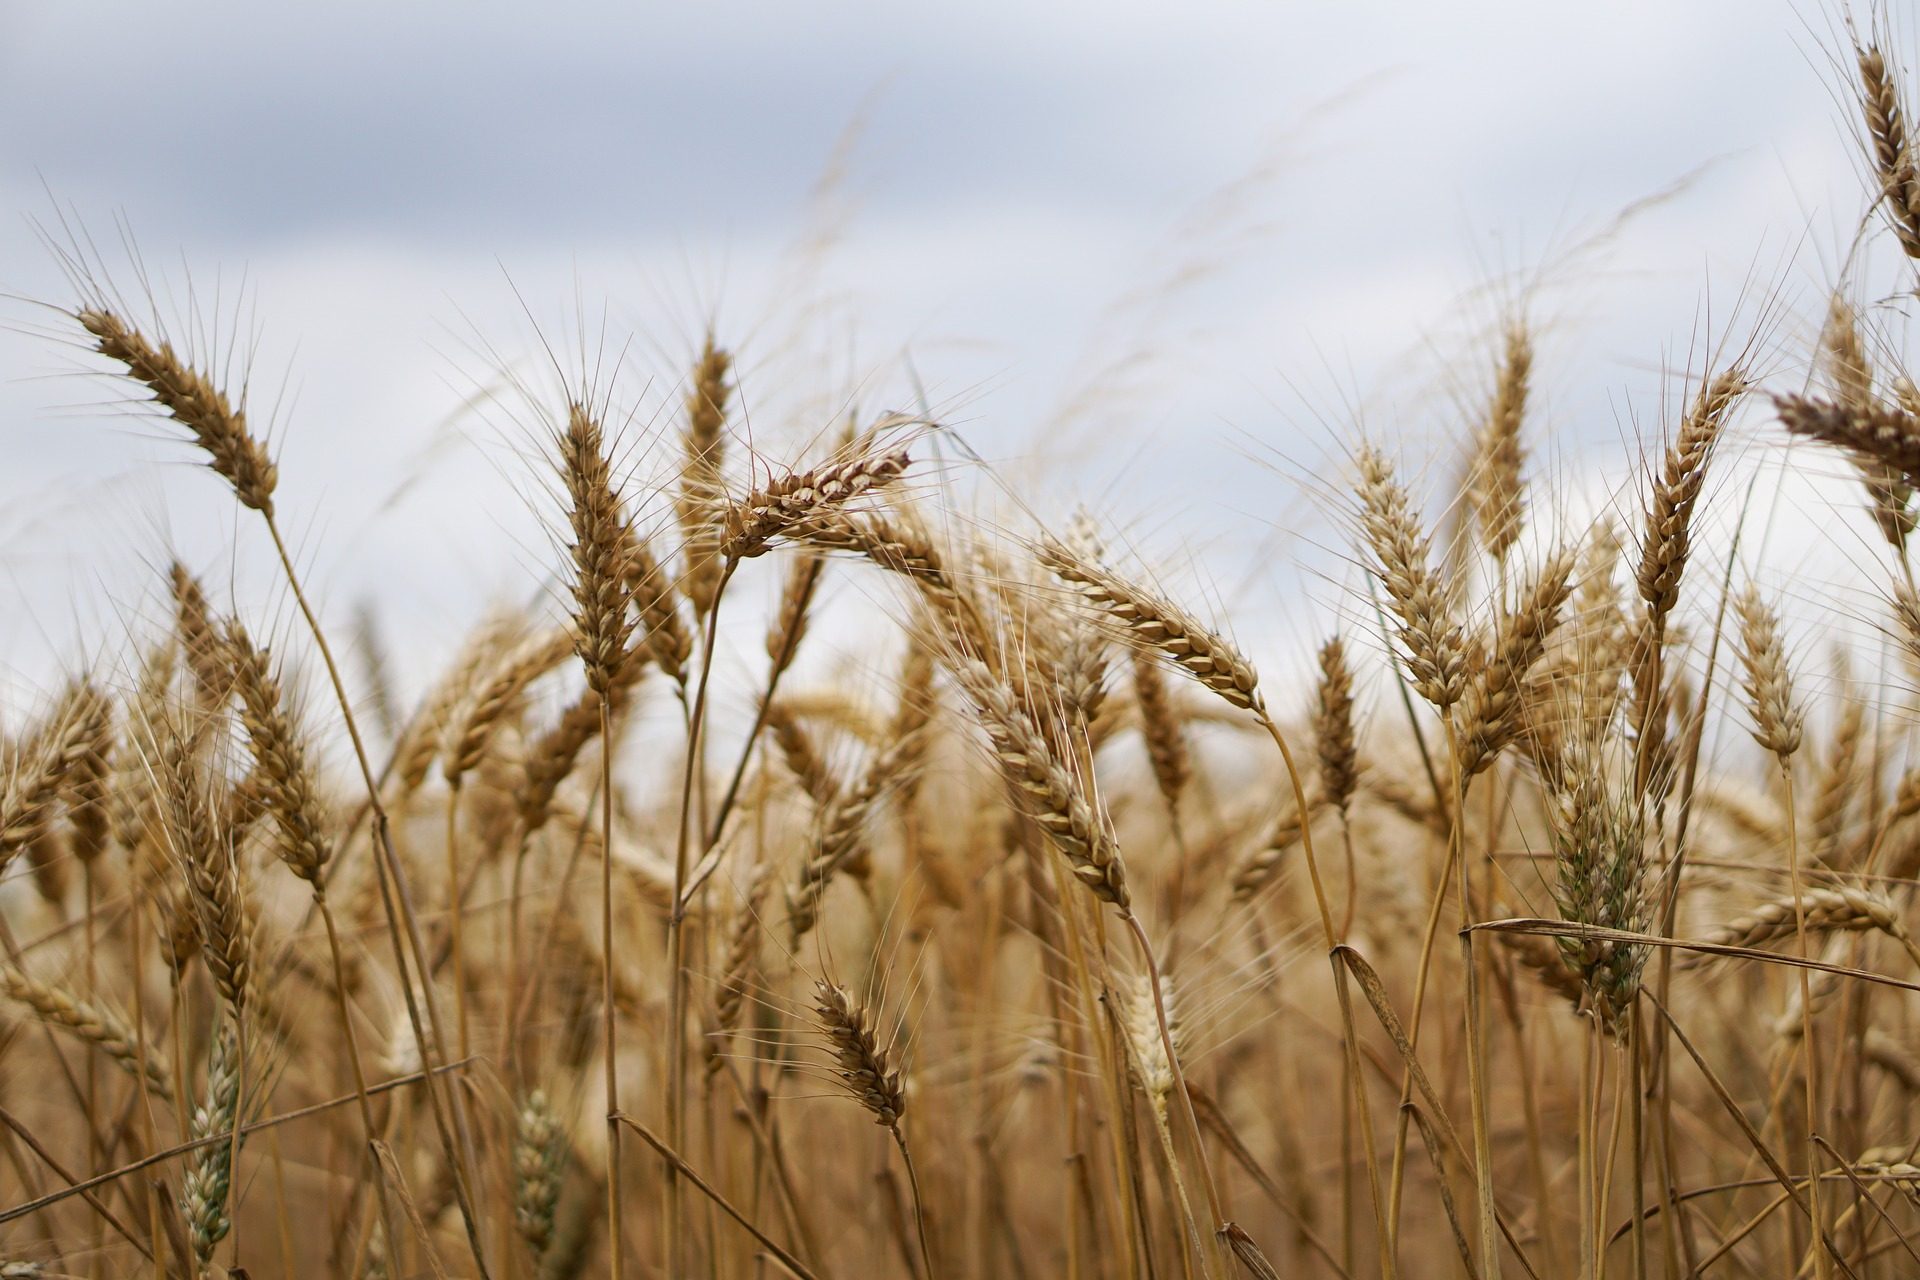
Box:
(1, 3), (1259, 249)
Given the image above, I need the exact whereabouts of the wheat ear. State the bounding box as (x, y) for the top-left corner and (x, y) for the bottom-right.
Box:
(79, 307), (278, 513)
(0, 964), (173, 1096)
(1858, 44), (1920, 258)
(677, 338), (733, 618)
(513, 1090), (569, 1261)
(723, 446), (912, 561)
(1469, 322), (1531, 563)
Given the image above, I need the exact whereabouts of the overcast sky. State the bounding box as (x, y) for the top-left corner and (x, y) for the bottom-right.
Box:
(0, 1), (1901, 712)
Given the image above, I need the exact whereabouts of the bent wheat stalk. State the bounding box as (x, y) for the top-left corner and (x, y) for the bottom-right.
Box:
(79, 303), (489, 1276)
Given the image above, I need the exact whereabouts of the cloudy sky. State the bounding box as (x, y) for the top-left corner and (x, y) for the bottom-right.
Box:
(0, 1), (1900, 708)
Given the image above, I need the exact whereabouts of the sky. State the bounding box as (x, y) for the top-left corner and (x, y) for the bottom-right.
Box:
(0, 0), (1903, 717)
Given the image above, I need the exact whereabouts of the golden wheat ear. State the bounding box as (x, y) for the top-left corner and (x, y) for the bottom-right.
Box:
(948, 655), (1131, 911)
(1775, 391), (1920, 494)
(1686, 885), (1917, 964)
(159, 729), (254, 1018)
(1637, 370), (1747, 618)
(722, 445), (913, 561)
(1454, 545), (1576, 778)
(0, 963), (174, 1096)
(225, 620), (334, 886)
(1732, 584), (1804, 763)
(1858, 43), (1920, 259)
(1352, 445), (1467, 714)
(811, 979), (907, 1128)
(557, 401), (641, 697)
(0, 680), (109, 881)
(1467, 321), (1532, 564)
(1310, 636), (1358, 814)
(677, 336), (734, 619)
(1037, 534), (1262, 714)
(78, 307), (279, 514)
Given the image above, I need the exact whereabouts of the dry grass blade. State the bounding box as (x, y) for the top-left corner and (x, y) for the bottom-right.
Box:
(1474, 918), (1920, 994)
(1335, 945), (1463, 1155)
(1408, 1102), (1482, 1280)
(615, 1114), (823, 1280)
(1220, 1222), (1287, 1280)
(1490, 925), (1585, 1011)
(1641, 992), (1858, 1276)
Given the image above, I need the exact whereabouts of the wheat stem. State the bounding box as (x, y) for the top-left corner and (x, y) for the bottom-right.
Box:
(894, 1131), (938, 1280)
(666, 559), (734, 1274)
(262, 513), (492, 1275)
(601, 693), (624, 1280)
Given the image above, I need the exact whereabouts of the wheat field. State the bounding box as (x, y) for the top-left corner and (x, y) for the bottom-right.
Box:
(15, 18), (1920, 1280)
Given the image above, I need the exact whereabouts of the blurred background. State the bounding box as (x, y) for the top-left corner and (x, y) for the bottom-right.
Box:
(0, 0), (1892, 713)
